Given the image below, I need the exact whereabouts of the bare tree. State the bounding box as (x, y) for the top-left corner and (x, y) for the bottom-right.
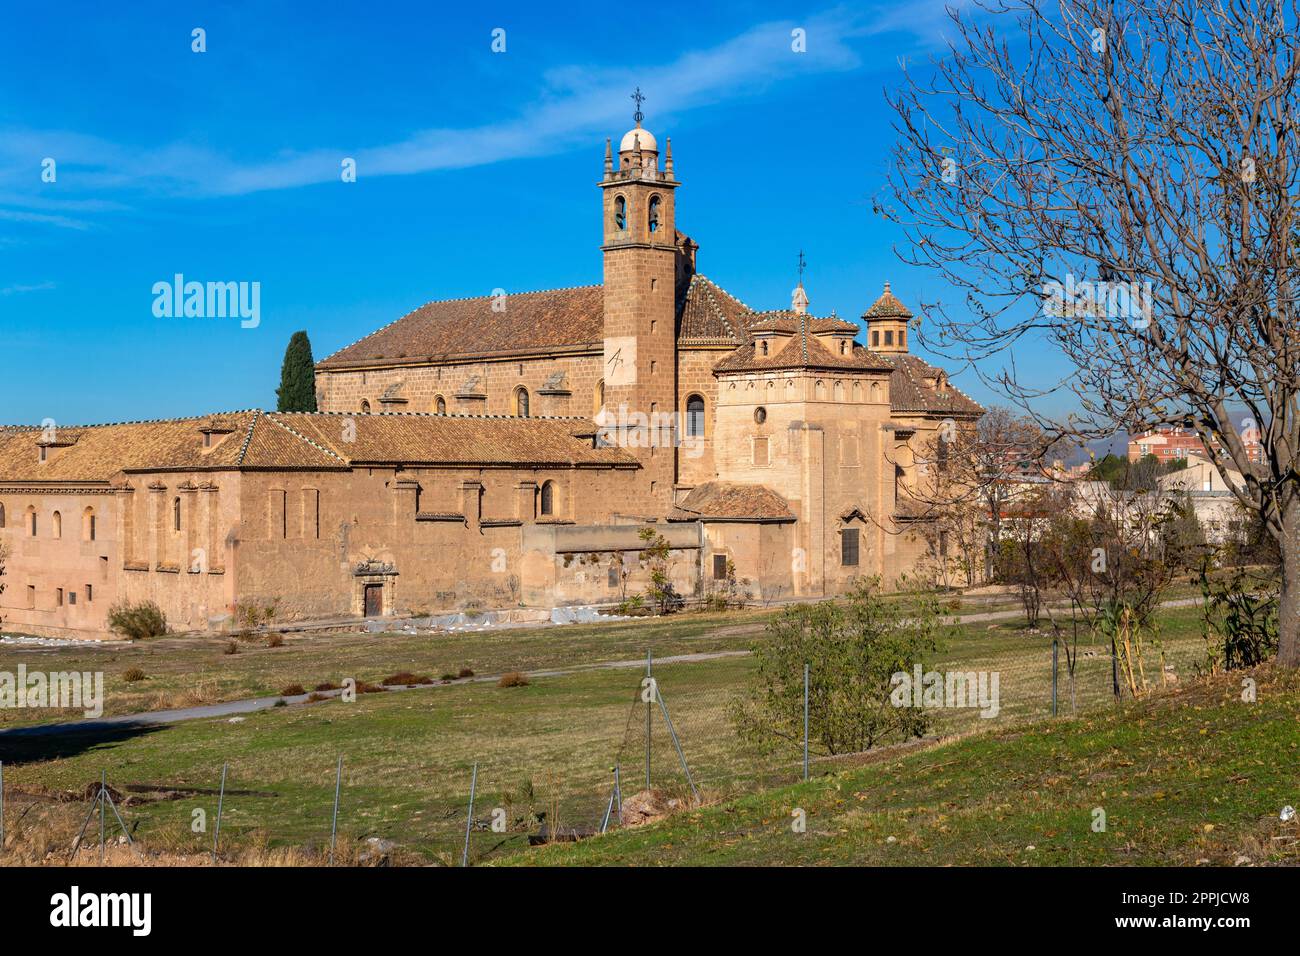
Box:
(902, 405), (1049, 586)
(880, 0), (1300, 665)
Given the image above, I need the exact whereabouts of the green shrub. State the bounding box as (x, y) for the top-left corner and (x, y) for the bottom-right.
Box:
(106, 601), (167, 641)
(731, 577), (950, 755)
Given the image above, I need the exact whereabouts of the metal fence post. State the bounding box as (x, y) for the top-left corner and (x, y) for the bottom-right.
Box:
(329, 755), (342, 865)
(212, 762), (228, 864)
(655, 684), (698, 803)
(803, 663), (810, 782)
(645, 650), (653, 790)
(461, 762), (478, 867)
(99, 769), (106, 864)
(1051, 639), (1059, 717)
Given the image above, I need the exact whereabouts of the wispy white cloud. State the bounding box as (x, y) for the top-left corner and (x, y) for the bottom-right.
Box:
(0, 2), (960, 214)
(0, 280), (56, 296)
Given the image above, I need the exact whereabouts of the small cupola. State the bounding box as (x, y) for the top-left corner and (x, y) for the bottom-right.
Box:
(862, 281), (913, 353)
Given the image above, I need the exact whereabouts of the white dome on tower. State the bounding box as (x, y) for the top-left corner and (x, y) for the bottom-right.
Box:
(620, 125), (658, 153)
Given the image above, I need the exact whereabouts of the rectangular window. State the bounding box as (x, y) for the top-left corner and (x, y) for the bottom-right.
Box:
(841, 528), (860, 567)
(100, 556), (109, 580)
(713, 554), (728, 580)
(753, 436), (770, 467)
(884, 330), (894, 346)
(872, 330), (880, 346)
(68, 591), (77, 606)
(86, 584), (93, 602)
(56, 588), (64, 607)
(27, 585), (35, 609)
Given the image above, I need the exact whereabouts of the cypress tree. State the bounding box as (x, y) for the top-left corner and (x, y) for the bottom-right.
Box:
(276, 330), (318, 412)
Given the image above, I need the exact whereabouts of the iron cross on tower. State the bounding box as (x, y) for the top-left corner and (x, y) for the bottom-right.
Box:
(631, 87), (646, 124)
(797, 249), (806, 282)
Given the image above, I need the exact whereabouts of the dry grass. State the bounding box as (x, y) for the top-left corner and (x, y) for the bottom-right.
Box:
(498, 672), (530, 688)
(0, 802), (413, 867)
(150, 679), (220, 710)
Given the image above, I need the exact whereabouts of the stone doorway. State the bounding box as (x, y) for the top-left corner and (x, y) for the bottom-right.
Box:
(363, 583), (384, 618)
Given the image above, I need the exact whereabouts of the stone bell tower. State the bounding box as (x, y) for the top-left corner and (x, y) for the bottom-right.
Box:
(599, 90), (680, 509)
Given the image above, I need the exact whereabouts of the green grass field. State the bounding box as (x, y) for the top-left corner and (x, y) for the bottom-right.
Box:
(0, 601), (1230, 866)
(508, 664), (1300, 867)
(0, 606), (777, 728)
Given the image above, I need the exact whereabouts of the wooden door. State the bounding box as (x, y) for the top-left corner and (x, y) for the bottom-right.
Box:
(364, 584), (383, 617)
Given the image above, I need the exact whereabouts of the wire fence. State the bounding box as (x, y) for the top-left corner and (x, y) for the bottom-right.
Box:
(0, 621), (1208, 867)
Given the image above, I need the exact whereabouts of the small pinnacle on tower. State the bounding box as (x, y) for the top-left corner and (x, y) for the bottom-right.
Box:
(604, 138), (613, 179)
(665, 137), (673, 175)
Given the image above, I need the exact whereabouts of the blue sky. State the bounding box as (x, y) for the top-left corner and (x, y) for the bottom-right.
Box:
(0, 0), (1065, 425)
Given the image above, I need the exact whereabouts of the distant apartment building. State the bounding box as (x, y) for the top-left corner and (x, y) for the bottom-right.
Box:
(1127, 422), (1262, 466)
(1127, 424), (1214, 463)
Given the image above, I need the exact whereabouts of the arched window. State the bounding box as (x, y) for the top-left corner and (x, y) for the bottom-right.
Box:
(52, 510), (62, 539)
(648, 195), (661, 233)
(435, 395), (447, 415)
(514, 387), (530, 418)
(83, 507), (96, 542)
(760, 340), (769, 355)
(594, 379), (605, 417)
(540, 481), (555, 517)
(360, 400), (371, 414)
(26, 506), (36, 536)
(686, 395), (706, 437)
(614, 196), (627, 231)
(173, 497), (182, 532)
(0, 502), (6, 528)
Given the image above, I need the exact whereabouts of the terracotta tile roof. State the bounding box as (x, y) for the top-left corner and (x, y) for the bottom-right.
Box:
(668, 481), (795, 522)
(0, 410), (636, 482)
(273, 412), (636, 467)
(677, 275), (754, 344)
(745, 312), (858, 334)
(0, 412), (262, 482)
(713, 317), (894, 373)
(879, 354), (983, 417)
(317, 285), (605, 369)
(862, 285), (914, 320)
